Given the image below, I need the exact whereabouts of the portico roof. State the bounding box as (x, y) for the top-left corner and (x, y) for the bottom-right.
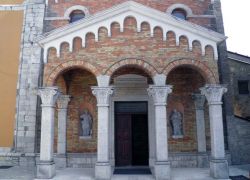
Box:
(37, 1), (227, 62)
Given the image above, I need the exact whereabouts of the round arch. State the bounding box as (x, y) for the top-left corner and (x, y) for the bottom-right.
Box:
(162, 59), (218, 84)
(46, 60), (99, 86)
(104, 58), (158, 78)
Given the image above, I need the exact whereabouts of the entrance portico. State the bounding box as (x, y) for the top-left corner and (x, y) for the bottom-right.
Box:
(36, 1), (229, 179)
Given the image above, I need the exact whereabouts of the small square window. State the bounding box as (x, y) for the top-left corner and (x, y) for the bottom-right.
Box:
(238, 80), (249, 95)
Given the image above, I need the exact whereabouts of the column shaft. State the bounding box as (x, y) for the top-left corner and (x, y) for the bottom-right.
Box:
(57, 109), (67, 154)
(195, 109), (206, 152)
(97, 106), (109, 162)
(209, 104), (225, 158)
(155, 105), (168, 161)
(40, 106), (55, 161)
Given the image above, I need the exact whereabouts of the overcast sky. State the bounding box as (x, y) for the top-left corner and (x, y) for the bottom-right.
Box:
(220, 0), (250, 56)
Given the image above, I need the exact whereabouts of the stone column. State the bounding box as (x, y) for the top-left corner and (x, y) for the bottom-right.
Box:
(148, 85), (172, 180)
(200, 84), (229, 179)
(56, 95), (71, 168)
(37, 87), (60, 179)
(192, 94), (208, 167)
(92, 86), (114, 180)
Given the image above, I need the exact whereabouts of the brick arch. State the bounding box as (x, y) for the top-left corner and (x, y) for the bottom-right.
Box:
(46, 60), (100, 86)
(163, 59), (218, 84)
(104, 58), (158, 78)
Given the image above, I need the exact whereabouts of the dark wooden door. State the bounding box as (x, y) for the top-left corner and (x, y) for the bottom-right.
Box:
(132, 114), (149, 165)
(115, 114), (132, 166)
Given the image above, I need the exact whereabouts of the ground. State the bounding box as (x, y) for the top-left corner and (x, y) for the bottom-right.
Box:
(0, 165), (249, 180)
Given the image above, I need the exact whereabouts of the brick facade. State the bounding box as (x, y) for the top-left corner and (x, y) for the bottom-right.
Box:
(43, 14), (217, 153)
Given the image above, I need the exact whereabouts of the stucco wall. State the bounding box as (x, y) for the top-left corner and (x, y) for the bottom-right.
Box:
(1, 0), (23, 4)
(0, 10), (23, 147)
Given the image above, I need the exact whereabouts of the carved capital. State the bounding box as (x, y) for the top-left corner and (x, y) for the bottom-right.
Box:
(192, 94), (206, 110)
(57, 95), (71, 109)
(200, 84), (227, 105)
(91, 86), (114, 106)
(38, 87), (60, 106)
(147, 85), (173, 105)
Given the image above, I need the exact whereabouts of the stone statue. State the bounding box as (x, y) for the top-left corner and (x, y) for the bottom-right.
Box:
(80, 110), (92, 137)
(170, 109), (183, 138)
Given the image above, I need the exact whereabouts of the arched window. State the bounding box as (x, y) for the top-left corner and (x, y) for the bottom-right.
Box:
(172, 8), (187, 20)
(69, 10), (85, 23)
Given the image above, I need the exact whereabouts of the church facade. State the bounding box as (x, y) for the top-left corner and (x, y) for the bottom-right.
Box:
(0, 0), (238, 179)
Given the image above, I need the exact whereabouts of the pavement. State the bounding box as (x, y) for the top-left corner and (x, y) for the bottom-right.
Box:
(0, 164), (249, 180)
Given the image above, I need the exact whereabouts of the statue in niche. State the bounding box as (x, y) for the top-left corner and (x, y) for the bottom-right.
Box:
(80, 109), (92, 137)
(170, 109), (183, 138)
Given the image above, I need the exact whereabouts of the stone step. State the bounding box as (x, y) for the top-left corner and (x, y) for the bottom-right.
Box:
(111, 175), (155, 180)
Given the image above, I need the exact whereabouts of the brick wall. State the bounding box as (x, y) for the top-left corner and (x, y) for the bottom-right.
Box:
(45, 0), (214, 32)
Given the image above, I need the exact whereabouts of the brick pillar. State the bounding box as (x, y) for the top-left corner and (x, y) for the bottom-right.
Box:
(148, 85), (172, 180)
(200, 84), (229, 179)
(36, 87), (60, 179)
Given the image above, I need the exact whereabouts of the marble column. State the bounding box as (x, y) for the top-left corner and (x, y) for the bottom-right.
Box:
(92, 86), (114, 180)
(200, 84), (229, 179)
(148, 85), (172, 180)
(37, 87), (60, 179)
(192, 94), (208, 167)
(56, 95), (71, 168)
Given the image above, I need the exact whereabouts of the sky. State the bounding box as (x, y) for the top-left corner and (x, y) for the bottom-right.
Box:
(220, 0), (250, 56)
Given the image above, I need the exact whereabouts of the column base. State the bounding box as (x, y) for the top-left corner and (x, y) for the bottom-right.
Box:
(36, 160), (56, 179)
(95, 162), (112, 180)
(210, 159), (229, 179)
(55, 154), (67, 169)
(154, 161), (171, 180)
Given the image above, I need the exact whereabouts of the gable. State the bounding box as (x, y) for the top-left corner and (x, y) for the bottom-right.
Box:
(37, 1), (226, 63)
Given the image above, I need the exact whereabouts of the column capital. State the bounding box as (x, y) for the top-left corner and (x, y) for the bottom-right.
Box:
(200, 84), (227, 105)
(91, 86), (114, 106)
(57, 95), (71, 109)
(38, 87), (60, 106)
(192, 93), (206, 110)
(147, 85), (173, 105)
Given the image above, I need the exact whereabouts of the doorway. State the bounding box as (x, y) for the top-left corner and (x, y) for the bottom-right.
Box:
(115, 102), (149, 167)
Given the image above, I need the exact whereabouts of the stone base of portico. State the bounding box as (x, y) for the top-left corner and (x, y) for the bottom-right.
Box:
(210, 159), (229, 179)
(95, 162), (112, 180)
(36, 161), (56, 179)
(197, 153), (209, 168)
(154, 161), (171, 180)
(54, 154), (67, 169)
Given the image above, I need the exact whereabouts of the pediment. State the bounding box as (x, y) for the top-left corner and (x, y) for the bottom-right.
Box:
(37, 1), (226, 62)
